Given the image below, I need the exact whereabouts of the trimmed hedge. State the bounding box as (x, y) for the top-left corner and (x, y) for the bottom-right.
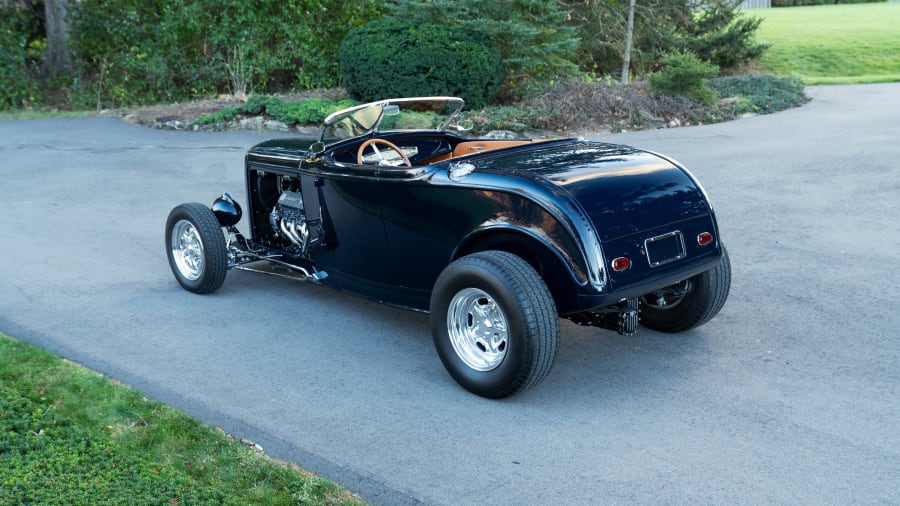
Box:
(339, 18), (504, 109)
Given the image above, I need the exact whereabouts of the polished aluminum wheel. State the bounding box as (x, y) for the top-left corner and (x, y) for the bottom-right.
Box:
(447, 288), (509, 371)
(170, 219), (204, 281)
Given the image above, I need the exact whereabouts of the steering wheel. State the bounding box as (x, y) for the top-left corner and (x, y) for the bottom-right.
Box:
(357, 138), (411, 167)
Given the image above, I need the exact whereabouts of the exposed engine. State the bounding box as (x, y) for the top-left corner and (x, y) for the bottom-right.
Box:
(269, 190), (310, 254)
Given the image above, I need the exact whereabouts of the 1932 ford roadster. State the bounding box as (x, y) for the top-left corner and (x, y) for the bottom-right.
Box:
(165, 97), (730, 398)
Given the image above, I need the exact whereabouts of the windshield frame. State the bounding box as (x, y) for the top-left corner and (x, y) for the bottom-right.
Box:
(319, 97), (465, 145)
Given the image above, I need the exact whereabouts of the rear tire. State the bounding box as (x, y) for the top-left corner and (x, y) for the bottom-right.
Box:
(430, 251), (559, 398)
(639, 246), (731, 332)
(165, 203), (227, 294)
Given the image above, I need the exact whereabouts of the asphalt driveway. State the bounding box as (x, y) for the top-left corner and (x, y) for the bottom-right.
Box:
(2, 84), (898, 504)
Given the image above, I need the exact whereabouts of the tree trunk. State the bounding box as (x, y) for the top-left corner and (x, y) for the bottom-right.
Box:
(43, 0), (72, 78)
(620, 0), (636, 84)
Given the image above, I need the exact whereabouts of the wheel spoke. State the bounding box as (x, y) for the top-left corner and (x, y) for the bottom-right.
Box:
(447, 288), (508, 371)
(171, 220), (205, 281)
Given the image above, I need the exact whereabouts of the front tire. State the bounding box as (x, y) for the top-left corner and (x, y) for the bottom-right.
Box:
(639, 246), (731, 332)
(165, 203), (227, 294)
(430, 251), (559, 398)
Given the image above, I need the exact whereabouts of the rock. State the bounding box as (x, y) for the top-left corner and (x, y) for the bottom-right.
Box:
(158, 120), (185, 130)
(239, 116), (266, 130)
(294, 125), (320, 136)
(483, 130), (519, 140)
(264, 119), (290, 132)
(239, 438), (265, 453)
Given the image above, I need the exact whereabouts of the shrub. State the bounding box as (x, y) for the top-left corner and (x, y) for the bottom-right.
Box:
(387, 0), (578, 83)
(265, 97), (358, 124)
(649, 51), (720, 103)
(563, 0), (691, 78)
(339, 18), (504, 109)
(66, 0), (384, 109)
(523, 76), (734, 132)
(710, 74), (809, 113)
(0, 7), (40, 110)
(194, 95), (358, 126)
(681, 1), (768, 69)
(564, 0), (766, 78)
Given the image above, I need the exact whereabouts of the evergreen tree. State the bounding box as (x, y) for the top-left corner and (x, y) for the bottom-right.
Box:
(563, 0), (765, 78)
(386, 0), (578, 81)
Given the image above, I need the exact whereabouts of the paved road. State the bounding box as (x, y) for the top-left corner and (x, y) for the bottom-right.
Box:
(2, 84), (899, 505)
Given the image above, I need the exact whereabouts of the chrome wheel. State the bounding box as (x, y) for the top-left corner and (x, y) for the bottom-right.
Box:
(447, 287), (509, 371)
(431, 251), (559, 398)
(171, 219), (204, 281)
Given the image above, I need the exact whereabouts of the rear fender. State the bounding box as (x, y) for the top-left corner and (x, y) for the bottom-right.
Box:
(453, 221), (588, 314)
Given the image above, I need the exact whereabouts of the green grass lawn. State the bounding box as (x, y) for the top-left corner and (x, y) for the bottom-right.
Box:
(0, 110), (94, 120)
(0, 333), (365, 505)
(753, 2), (900, 84)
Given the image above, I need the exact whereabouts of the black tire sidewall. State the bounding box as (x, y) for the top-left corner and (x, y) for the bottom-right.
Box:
(430, 252), (549, 398)
(640, 246), (731, 333)
(165, 203), (227, 294)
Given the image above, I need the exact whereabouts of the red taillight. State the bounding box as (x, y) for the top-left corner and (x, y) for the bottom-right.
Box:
(611, 257), (631, 272)
(697, 232), (714, 246)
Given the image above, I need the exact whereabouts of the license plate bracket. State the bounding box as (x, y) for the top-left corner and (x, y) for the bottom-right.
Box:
(645, 231), (686, 267)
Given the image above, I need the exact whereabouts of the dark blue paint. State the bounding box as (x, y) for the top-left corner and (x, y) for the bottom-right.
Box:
(242, 135), (723, 314)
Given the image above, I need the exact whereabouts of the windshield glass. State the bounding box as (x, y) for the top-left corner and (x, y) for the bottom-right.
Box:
(320, 97), (464, 144)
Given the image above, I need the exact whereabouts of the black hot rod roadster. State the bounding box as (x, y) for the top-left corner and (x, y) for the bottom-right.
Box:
(165, 97), (730, 398)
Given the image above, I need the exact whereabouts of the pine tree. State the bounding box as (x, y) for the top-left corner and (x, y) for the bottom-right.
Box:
(386, 0), (578, 81)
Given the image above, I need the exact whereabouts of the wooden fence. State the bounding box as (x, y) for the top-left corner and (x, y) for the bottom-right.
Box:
(738, 0), (771, 7)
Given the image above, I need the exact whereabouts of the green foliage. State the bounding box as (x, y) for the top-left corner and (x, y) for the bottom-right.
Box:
(0, 334), (365, 505)
(0, 387), (224, 504)
(773, 0), (884, 5)
(563, 0), (693, 78)
(0, 7), (40, 110)
(387, 0), (578, 82)
(681, 1), (768, 69)
(649, 51), (720, 103)
(564, 0), (766, 79)
(194, 95), (358, 126)
(267, 97), (358, 124)
(66, 0), (385, 108)
(710, 74), (809, 113)
(339, 18), (504, 109)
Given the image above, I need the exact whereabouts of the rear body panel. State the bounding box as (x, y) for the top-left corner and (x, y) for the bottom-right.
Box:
(242, 136), (723, 314)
